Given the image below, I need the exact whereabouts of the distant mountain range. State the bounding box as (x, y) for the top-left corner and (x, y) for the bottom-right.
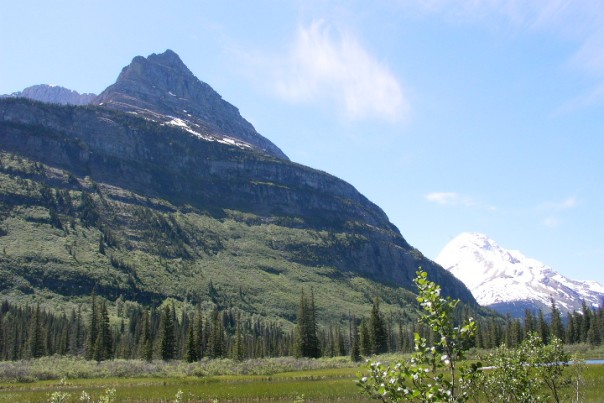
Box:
(435, 232), (604, 317)
(0, 50), (476, 324)
(2, 84), (96, 105)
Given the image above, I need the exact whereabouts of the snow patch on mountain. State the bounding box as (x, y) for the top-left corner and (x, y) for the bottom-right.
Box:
(435, 232), (604, 315)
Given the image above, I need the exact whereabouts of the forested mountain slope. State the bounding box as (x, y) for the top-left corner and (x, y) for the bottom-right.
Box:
(0, 51), (475, 325)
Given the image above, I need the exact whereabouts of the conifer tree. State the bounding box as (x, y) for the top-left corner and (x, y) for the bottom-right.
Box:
(185, 323), (198, 362)
(207, 309), (225, 358)
(194, 310), (204, 359)
(140, 309), (153, 361)
(93, 300), (112, 361)
(86, 289), (98, 360)
(537, 309), (549, 344)
(294, 288), (321, 358)
(581, 300), (591, 343)
(369, 297), (388, 354)
(350, 317), (361, 362)
(359, 318), (371, 356)
(232, 312), (244, 361)
(550, 298), (565, 342)
(160, 305), (176, 360)
(28, 304), (45, 358)
(0, 312), (4, 359)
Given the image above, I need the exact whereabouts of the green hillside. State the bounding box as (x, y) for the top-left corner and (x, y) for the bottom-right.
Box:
(0, 150), (423, 325)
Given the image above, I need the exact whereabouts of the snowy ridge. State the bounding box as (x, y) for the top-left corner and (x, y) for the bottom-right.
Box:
(163, 117), (253, 150)
(435, 232), (604, 316)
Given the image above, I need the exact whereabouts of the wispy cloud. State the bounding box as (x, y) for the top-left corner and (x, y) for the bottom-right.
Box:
(542, 216), (560, 228)
(538, 196), (577, 228)
(538, 196), (577, 211)
(271, 20), (408, 122)
(406, 1), (604, 107)
(425, 192), (476, 207)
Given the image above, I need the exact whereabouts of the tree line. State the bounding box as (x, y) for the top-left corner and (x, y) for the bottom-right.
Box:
(0, 290), (602, 362)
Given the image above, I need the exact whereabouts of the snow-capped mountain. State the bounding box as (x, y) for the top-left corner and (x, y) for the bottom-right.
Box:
(435, 232), (604, 317)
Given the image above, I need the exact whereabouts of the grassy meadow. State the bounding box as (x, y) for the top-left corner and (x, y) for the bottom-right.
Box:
(0, 349), (603, 402)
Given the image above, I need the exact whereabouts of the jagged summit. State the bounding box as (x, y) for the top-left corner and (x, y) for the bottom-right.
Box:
(94, 50), (288, 160)
(2, 84), (96, 106)
(436, 232), (604, 317)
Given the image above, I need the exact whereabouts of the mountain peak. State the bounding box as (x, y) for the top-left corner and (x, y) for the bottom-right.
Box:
(2, 84), (96, 106)
(436, 233), (604, 317)
(94, 50), (288, 159)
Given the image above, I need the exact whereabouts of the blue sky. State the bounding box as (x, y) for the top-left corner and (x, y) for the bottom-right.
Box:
(2, 1), (603, 285)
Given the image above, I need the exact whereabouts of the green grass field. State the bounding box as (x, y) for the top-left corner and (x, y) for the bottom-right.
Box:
(0, 359), (602, 402)
(0, 368), (367, 402)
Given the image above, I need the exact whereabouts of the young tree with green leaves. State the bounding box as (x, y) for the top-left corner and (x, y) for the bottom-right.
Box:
(479, 333), (571, 403)
(358, 269), (479, 402)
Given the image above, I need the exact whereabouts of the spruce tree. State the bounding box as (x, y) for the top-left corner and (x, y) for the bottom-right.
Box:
(359, 319), (371, 356)
(194, 310), (204, 359)
(350, 317), (361, 362)
(28, 304), (45, 358)
(232, 312), (244, 361)
(86, 289), (98, 360)
(160, 305), (176, 360)
(294, 288), (321, 358)
(208, 309), (225, 358)
(369, 297), (388, 354)
(537, 309), (549, 344)
(93, 300), (112, 361)
(100, 301), (113, 359)
(140, 309), (153, 361)
(185, 323), (198, 362)
(550, 298), (565, 342)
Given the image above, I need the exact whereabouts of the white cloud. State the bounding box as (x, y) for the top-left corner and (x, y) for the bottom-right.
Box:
(542, 216), (560, 228)
(425, 192), (476, 207)
(272, 20), (408, 122)
(538, 196), (577, 228)
(538, 196), (577, 211)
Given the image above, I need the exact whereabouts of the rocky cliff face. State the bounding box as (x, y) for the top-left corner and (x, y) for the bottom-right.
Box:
(0, 51), (475, 312)
(94, 50), (287, 160)
(3, 84), (96, 105)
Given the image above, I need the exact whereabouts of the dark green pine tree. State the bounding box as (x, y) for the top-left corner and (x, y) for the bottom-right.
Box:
(550, 298), (565, 342)
(140, 310), (153, 361)
(232, 312), (244, 361)
(581, 300), (592, 343)
(350, 317), (361, 362)
(208, 309), (225, 359)
(28, 304), (45, 358)
(308, 289), (321, 358)
(160, 305), (176, 360)
(185, 322), (198, 363)
(86, 289), (98, 360)
(294, 288), (321, 358)
(359, 319), (371, 356)
(93, 300), (113, 361)
(566, 313), (577, 344)
(537, 309), (549, 344)
(369, 298), (388, 354)
(0, 312), (4, 359)
(194, 309), (204, 359)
